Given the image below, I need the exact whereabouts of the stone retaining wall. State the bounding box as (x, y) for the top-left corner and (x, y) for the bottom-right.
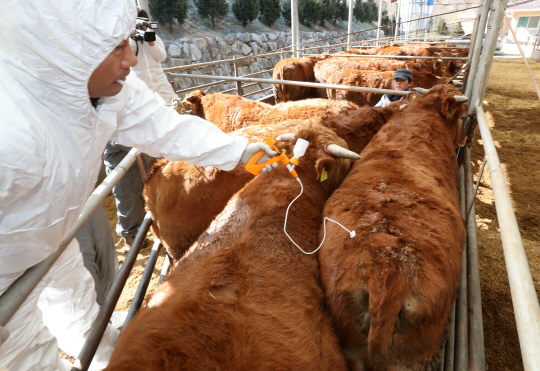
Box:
(161, 29), (382, 100)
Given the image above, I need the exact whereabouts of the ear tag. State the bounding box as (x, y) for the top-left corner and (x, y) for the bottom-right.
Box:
(320, 168), (328, 182)
(444, 101), (450, 112)
(412, 95), (417, 99)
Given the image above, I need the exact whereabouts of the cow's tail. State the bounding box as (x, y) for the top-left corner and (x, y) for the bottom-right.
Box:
(366, 271), (408, 361)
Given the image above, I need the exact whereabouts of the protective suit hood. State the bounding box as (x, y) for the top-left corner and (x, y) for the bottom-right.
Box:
(0, 0), (136, 273)
(0, 1), (136, 124)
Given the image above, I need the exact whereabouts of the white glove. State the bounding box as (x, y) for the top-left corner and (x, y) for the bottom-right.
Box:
(240, 143), (279, 174)
(240, 143), (277, 164)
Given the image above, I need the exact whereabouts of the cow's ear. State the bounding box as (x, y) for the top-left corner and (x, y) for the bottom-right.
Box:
(186, 95), (198, 103)
(315, 157), (337, 181)
(441, 96), (456, 113)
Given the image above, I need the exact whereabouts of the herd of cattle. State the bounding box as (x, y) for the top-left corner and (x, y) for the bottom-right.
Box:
(272, 42), (467, 106)
(105, 44), (470, 371)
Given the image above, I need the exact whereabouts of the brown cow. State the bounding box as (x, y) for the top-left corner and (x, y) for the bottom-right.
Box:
(318, 85), (468, 371)
(314, 58), (438, 84)
(144, 103), (398, 260)
(144, 121), (303, 260)
(272, 54), (331, 103)
(181, 91), (359, 130)
(325, 69), (451, 107)
(106, 125), (358, 371)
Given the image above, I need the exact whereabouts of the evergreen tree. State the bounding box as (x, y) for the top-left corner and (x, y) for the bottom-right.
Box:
(435, 18), (448, 35)
(332, 0), (348, 24)
(282, 0), (291, 26)
(299, 0), (321, 27)
(353, 0), (366, 23)
(194, 0), (229, 28)
(233, 0), (259, 27)
(319, 0), (336, 26)
(381, 9), (394, 35)
(149, 0), (177, 31)
(175, 0), (189, 26)
(452, 21), (465, 37)
(259, 0), (282, 26)
(364, 0), (378, 23)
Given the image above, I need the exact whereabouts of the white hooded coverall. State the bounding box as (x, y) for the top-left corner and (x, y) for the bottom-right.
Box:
(129, 34), (177, 104)
(0, 1), (247, 370)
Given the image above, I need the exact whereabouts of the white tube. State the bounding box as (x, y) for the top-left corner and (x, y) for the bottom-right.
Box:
(476, 105), (540, 371)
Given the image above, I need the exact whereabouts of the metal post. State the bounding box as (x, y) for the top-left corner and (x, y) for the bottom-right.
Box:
(291, 0), (299, 58)
(465, 0), (493, 99)
(464, 145), (487, 371)
(281, 48), (285, 60)
(348, 0), (354, 50)
(394, 0), (401, 42)
(158, 255), (171, 285)
(377, 0), (383, 46)
(72, 213), (153, 371)
(480, 0), (509, 99)
(0, 148), (139, 328)
(467, 0), (508, 113)
(454, 214), (469, 370)
(233, 56), (243, 96)
(463, 0), (487, 92)
(476, 105), (540, 371)
(121, 239), (163, 332)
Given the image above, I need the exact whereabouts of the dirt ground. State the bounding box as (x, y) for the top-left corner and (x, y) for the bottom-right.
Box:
(102, 59), (540, 370)
(471, 58), (540, 370)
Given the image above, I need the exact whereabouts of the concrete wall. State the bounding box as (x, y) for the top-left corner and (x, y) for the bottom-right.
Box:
(161, 29), (381, 100)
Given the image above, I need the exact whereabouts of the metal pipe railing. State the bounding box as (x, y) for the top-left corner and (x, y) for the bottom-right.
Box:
(0, 148), (139, 327)
(316, 54), (469, 60)
(476, 105), (540, 371)
(168, 73), (409, 96)
(72, 212), (153, 371)
(242, 86), (273, 98)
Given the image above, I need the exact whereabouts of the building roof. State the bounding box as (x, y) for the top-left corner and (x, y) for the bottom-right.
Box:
(507, 0), (540, 10)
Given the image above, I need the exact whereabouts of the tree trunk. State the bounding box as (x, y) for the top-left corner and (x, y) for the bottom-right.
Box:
(169, 21), (173, 33)
(211, 15), (215, 28)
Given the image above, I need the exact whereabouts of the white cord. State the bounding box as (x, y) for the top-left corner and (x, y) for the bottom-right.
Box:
(284, 177), (356, 255)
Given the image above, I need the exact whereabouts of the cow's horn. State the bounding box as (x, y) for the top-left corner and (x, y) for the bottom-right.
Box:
(454, 95), (469, 103)
(276, 133), (296, 141)
(434, 52), (441, 56)
(326, 144), (360, 160)
(437, 59), (443, 63)
(413, 87), (430, 95)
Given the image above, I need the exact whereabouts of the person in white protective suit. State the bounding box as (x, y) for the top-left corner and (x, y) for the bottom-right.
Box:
(129, 8), (177, 105)
(0, 1), (276, 370)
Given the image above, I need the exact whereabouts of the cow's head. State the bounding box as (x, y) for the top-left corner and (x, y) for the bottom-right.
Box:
(413, 85), (469, 147)
(181, 90), (207, 118)
(276, 125), (359, 189)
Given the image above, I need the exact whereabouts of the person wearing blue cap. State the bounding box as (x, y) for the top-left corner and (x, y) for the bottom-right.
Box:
(375, 68), (413, 107)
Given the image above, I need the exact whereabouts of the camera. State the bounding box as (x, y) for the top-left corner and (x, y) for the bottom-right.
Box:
(131, 29), (156, 42)
(131, 17), (157, 43)
(135, 18), (158, 30)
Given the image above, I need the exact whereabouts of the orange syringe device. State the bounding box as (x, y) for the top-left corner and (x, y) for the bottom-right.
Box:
(244, 137), (308, 178)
